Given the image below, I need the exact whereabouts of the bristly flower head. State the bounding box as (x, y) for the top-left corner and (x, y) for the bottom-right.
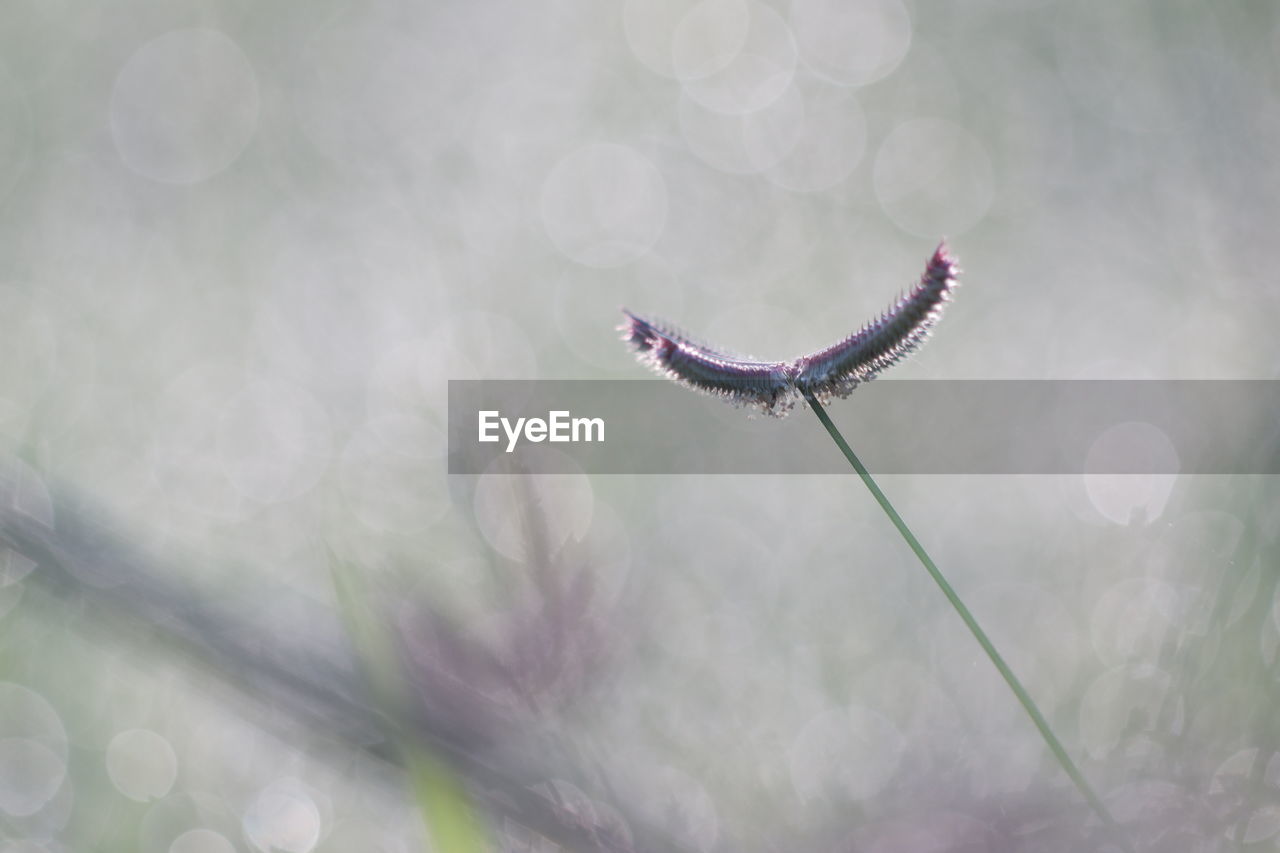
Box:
(620, 242), (960, 416)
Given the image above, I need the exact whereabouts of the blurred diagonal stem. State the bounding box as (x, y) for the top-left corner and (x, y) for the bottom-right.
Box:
(803, 391), (1134, 853)
(0, 485), (683, 853)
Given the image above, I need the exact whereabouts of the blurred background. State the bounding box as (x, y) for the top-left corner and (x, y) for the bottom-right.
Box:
(2, 0), (1280, 851)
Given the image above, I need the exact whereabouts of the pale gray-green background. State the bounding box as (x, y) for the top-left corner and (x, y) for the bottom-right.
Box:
(2, 1), (1279, 851)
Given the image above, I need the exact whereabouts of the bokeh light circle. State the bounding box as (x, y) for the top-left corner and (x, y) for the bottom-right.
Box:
(292, 22), (458, 173)
(679, 86), (804, 175)
(250, 229), (441, 395)
(106, 729), (178, 803)
(789, 705), (903, 803)
(364, 313), (539, 426)
(1210, 749), (1280, 843)
(0, 683), (68, 818)
(170, 828), (237, 853)
(758, 80), (866, 192)
(1079, 664), (1176, 760)
(540, 144), (668, 268)
(1091, 577), (1182, 667)
(111, 29), (259, 184)
(677, 1), (798, 116)
(243, 777), (321, 853)
(671, 0), (751, 81)
(149, 365), (249, 521)
(0, 842), (55, 853)
(624, 0), (704, 77)
(1083, 421), (1178, 524)
(0, 740), (64, 818)
(789, 0), (912, 87)
(216, 379), (333, 505)
(873, 118), (993, 237)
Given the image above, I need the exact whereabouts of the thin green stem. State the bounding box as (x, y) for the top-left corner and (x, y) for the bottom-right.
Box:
(804, 391), (1133, 853)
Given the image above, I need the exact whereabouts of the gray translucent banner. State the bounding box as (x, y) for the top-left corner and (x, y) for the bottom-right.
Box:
(447, 380), (1280, 474)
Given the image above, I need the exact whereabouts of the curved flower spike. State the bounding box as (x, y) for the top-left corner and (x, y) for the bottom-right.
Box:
(620, 242), (960, 416)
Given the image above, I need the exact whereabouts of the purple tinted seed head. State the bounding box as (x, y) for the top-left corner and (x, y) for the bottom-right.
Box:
(620, 242), (960, 416)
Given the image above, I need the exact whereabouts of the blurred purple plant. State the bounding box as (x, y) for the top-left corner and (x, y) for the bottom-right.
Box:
(398, 476), (614, 748)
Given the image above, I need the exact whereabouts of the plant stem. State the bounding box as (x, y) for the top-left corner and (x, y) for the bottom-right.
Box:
(804, 391), (1133, 853)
